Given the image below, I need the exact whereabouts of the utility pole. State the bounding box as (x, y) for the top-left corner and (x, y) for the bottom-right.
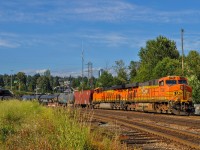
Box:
(181, 29), (184, 76)
(81, 42), (84, 92)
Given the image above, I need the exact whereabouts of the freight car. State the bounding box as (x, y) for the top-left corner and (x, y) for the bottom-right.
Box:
(92, 76), (194, 115)
(74, 90), (93, 108)
(39, 94), (59, 106)
(57, 93), (74, 107)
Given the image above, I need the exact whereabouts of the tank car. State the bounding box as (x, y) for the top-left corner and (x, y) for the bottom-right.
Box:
(58, 92), (74, 107)
(39, 94), (59, 106)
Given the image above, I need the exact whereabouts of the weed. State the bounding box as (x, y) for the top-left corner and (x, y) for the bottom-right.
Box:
(0, 100), (128, 150)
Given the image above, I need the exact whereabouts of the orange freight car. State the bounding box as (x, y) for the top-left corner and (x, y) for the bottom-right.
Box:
(92, 76), (194, 115)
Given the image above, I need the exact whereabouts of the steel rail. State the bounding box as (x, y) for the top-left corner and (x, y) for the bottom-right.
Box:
(93, 109), (200, 128)
(93, 112), (200, 150)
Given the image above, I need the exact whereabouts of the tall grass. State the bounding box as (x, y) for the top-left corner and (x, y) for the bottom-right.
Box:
(0, 100), (127, 150)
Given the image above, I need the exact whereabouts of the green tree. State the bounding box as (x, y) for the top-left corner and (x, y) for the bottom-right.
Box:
(44, 69), (54, 88)
(78, 77), (90, 90)
(187, 75), (200, 104)
(53, 76), (60, 88)
(128, 61), (138, 82)
(16, 72), (27, 91)
(3, 74), (10, 89)
(26, 75), (32, 91)
(0, 75), (4, 87)
(71, 76), (81, 89)
(28, 74), (40, 92)
(134, 64), (149, 82)
(78, 81), (90, 91)
(113, 60), (128, 85)
(185, 50), (200, 80)
(44, 69), (51, 78)
(137, 36), (179, 81)
(184, 50), (200, 103)
(96, 71), (114, 88)
(37, 76), (52, 93)
(152, 57), (182, 79)
(12, 74), (18, 90)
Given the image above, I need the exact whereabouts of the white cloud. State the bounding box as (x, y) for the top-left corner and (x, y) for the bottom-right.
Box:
(51, 71), (81, 77)
(82, 33), (128, 47)
(0, 39), (20, 48)
(1, 0), (200, 24)
(36, 69), (47, 74)
(69, 1), (135, 22)
(21, 68), (79, 77)
(22, 67), (104, 77)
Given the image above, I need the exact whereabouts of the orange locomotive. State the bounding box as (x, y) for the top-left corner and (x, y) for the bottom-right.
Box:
(92, 76), (194, 115)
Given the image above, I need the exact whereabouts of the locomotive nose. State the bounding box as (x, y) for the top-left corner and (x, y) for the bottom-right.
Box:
(181, 84), (192, 92)
(180, 85), (184, 90)
(180, 84), (192, 101)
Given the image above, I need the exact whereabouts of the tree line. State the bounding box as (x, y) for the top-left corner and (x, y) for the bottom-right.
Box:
(0, 36), (199, 103)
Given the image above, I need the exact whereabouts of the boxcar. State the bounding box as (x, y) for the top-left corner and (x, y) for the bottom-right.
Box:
(74, 90), (93, 108)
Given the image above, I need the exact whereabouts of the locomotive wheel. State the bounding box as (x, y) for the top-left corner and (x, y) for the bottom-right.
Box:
(127, 104), (136, 111)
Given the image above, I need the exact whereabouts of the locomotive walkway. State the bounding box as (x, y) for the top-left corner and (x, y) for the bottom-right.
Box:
(90, 109), (200, 150)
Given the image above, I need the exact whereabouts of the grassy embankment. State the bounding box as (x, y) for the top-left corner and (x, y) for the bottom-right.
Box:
(0, 100), (127, 150)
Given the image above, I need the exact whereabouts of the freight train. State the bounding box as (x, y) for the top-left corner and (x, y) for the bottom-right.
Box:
(36, 76), (194, 115)
(72, 76), (194, 115)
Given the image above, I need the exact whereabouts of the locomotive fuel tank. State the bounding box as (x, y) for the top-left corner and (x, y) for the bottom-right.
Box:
(99, 103), (113, 109)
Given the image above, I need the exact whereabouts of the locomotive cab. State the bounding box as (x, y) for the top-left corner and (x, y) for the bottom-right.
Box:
(159, 76), (188, 86)
(158, 76), (194, 115)
(158, 76), (192, 100)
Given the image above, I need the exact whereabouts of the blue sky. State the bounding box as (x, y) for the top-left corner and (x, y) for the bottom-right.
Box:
(0, 0), (200, 77)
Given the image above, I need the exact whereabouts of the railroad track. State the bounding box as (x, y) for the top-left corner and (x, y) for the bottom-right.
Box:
(91, 109), (200, 150)
(94, 109), (200, 129)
